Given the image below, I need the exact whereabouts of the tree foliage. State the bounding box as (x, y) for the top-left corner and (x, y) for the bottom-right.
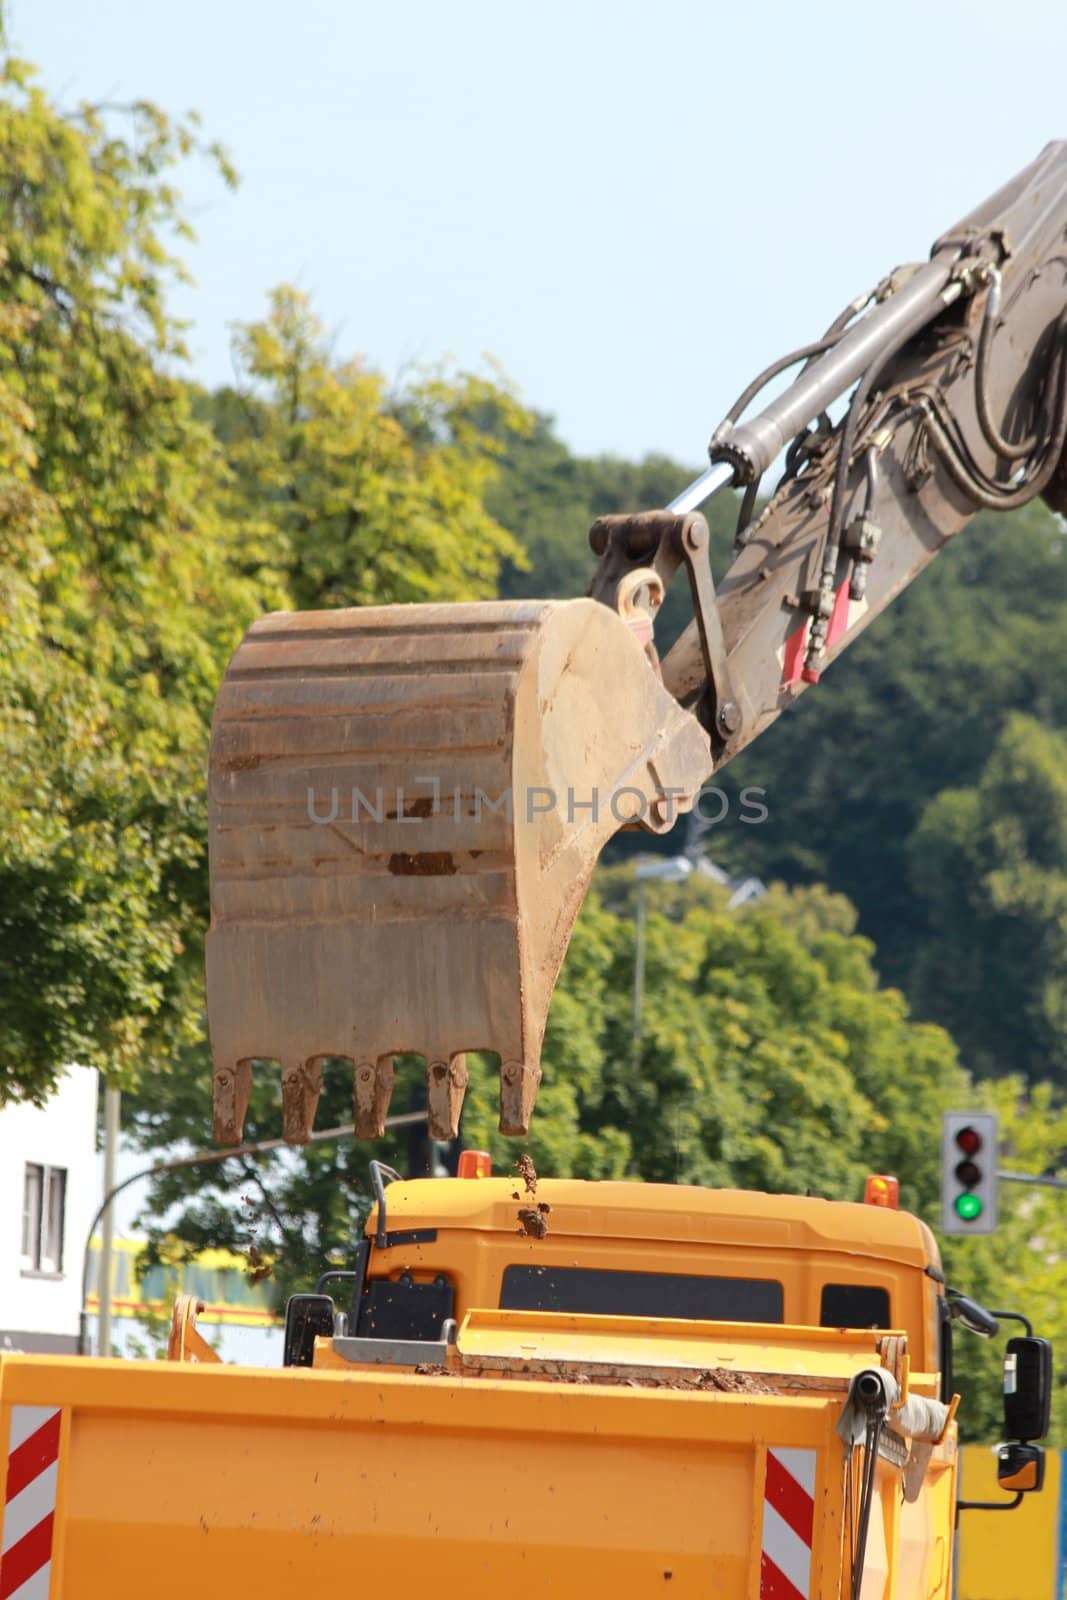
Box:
(216, 287), (527, 612)
(910, 714), (1067, 1083)
(0, 54), (273, 1099)
(463, 872), (968, 1209)
(724, 500), (1067, 1080)
(0, 49), (534, 1105)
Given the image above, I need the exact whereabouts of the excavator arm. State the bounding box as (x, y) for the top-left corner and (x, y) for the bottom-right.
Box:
(600, 141), (1067, 759)
(207, 141), (1067, 1146)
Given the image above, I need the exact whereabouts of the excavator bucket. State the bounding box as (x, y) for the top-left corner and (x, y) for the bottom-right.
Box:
(206, 598), (711, 1144)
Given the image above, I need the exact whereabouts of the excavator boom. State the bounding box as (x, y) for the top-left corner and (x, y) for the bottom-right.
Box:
(207, 141), (1067, 1144)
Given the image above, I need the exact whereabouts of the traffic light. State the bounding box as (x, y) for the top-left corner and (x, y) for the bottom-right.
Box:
(941, 1112), (998, 1235)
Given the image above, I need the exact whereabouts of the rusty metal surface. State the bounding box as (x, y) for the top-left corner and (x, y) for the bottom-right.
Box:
(207, 598), (711, 1144)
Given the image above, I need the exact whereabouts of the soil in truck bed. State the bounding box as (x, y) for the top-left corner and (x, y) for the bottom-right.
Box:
(412, 1361), (774, 1393)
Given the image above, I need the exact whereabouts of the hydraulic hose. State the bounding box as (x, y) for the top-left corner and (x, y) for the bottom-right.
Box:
(975, 268), (1042, 461)
(925, 307), (1067, 509)
(802, 278), (966, 673)
(722, 335), (844, 428)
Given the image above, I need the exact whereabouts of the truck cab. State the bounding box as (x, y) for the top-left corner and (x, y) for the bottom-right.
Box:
(309, 1174), (945, 1380)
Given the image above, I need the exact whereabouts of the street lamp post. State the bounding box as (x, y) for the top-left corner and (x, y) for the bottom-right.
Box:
(632, 856), (693, 1054)
(97, 1085), (121, 1358)
(79, 1108), (428, 1356)
(633, 881), (646, 1048)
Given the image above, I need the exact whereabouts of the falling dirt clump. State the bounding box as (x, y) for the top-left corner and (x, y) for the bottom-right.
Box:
(513, 1155), (548, 1236)
(516, 1154), (538, 1196)
(517, 1207), (548, 1240)
(246, 1242), (273, 1286)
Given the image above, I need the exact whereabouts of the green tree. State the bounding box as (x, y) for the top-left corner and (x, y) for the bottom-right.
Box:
(909, 715), (1067, 1083)
(462, 876), (968, 1208)
(0, 48), (279, 1102)
(0, 40), (537, 1107)
(216, 286), (527, 612)
(723, 499), (1067, 1006)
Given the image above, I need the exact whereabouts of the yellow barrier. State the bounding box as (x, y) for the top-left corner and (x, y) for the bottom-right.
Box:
(957, 1446), (1064, 1600)
(85, 1237), (281, 1328)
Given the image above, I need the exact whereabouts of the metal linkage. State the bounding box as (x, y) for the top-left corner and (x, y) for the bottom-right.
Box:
(588, 510), (741, 748)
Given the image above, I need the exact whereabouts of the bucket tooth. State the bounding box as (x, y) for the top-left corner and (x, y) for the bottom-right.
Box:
(207, 597), (712, 1143)
(354, 1055), (395, 1139)
(213, 1059), (253, 1146)
(499, 1058), (542, 1137)
(281, 1058), (323, 1144)
(427, 1052), (469, 1140)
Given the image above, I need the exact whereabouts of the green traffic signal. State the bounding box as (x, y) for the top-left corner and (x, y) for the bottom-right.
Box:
(943, 1112), (998, 1233)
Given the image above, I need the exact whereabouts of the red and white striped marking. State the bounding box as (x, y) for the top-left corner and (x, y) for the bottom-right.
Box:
(759, 1446), (816, 1600)
(1, 1407), (61, 1600)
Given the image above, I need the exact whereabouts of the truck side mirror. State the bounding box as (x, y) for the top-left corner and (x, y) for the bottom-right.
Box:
(997, 1442), (1045, 1493)
(949, 1293), (999, 1337)
(283, 1293), (336, 1367)
(1003, 1336), (1052, 1441)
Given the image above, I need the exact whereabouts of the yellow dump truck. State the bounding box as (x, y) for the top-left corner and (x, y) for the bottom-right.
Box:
(0, 1169), (1052, 1597)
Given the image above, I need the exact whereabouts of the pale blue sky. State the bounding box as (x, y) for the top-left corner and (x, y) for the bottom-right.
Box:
(10, 0), (1067, 463)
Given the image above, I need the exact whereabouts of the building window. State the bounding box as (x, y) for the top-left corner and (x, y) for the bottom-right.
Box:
(21, 1164), (67, 1275)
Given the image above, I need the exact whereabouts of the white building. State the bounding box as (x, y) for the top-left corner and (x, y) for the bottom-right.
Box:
(0, 1066), (99, 1354)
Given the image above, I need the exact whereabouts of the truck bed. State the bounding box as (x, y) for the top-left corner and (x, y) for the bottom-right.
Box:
(2, 1350), (842, 1598)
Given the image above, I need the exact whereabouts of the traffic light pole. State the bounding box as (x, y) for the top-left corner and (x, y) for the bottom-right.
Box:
(997, 1170), (1067, 1192)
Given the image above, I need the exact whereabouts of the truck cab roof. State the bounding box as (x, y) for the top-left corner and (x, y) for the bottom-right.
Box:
(369, 1176), (941, 1276)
